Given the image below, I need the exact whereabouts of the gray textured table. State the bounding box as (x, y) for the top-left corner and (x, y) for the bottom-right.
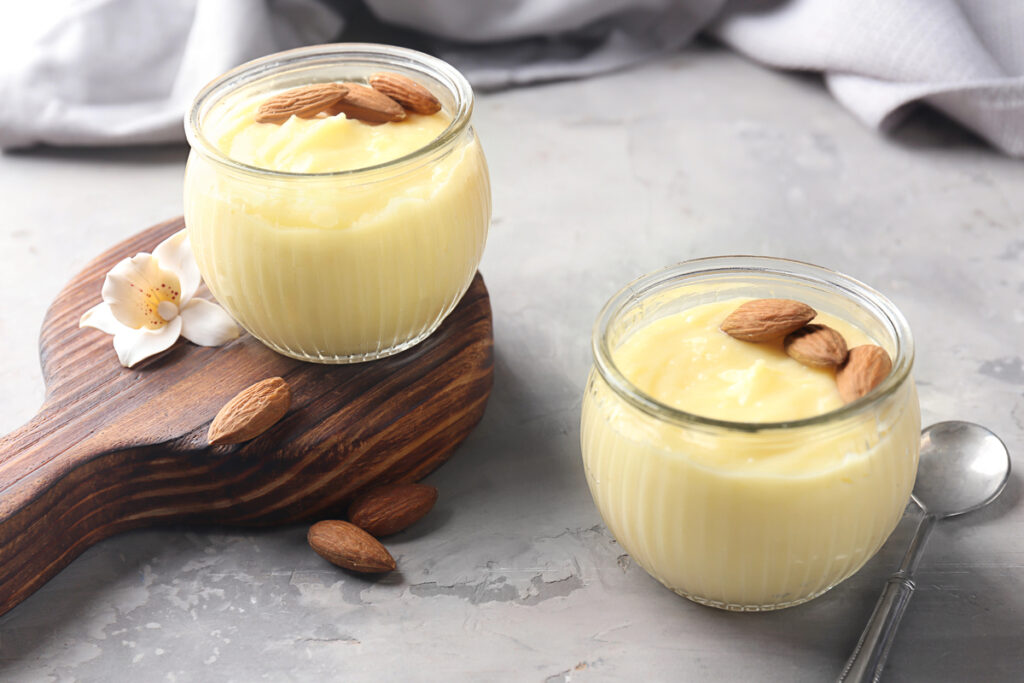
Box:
(1, 46), (1021, 682)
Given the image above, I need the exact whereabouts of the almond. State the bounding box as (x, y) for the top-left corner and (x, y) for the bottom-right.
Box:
(836, 345), (892, 403)
(256, 83), (348, 124)
(328, 84), (406, 124)
(784, 324), (848, 368)
(369, 72), (442, 115)
(308, 520), (396, 573)
(207, 377), (291, 445)
(348, 483), (438, 537)
(720, 299), (817, 342)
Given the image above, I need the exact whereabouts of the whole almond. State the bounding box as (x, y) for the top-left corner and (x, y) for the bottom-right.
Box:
(836, 345), (893, 403)
(721, 299), (817, 342)
(256, 83), (348, 124)
(784, 324), (848, 368)
(348, 484), (438, 537)
(308, 520), (395, 573)
(328, 84), (406, 124)
(369, 72), (442, 115)
(208, 377), (291, 445)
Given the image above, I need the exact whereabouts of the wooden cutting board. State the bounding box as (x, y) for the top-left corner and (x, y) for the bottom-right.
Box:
(0, 216), (493, 617)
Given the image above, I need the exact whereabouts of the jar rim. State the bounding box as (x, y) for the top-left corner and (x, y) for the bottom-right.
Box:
(184, 43), (474, 180)
(591, 255), (915, 432)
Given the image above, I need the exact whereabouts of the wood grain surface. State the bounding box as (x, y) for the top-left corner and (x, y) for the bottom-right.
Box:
(0, 216), (493, 617)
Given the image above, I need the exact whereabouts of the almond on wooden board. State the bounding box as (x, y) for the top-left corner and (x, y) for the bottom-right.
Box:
(255, 83), (348, 124)
(308, 520), (396, 573)
(328, 84), (406, 124)
(348, 483), (438, 537)
(207, 377), (291, 445)
(369, 72), (442, 115)
(720, 299), (818, 342)
(784, 324), (848, 368)
(836, 345), (892, 403)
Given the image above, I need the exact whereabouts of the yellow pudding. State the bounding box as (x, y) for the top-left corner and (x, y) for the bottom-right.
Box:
(183, 45), (491, 363)
(206, 93), (451, 173)
(616, 300), (870, 425)
(581, 260), (920, 610)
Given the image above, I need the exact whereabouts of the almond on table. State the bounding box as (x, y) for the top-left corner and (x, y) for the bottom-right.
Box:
(308, 520), (396, 573)
(348, 483), (438, 537)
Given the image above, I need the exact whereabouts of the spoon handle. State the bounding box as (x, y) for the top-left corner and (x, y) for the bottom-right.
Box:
(838, 513), (937, 683)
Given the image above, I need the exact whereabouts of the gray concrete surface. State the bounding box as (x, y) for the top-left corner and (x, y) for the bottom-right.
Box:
(1, 45), (1022, 682)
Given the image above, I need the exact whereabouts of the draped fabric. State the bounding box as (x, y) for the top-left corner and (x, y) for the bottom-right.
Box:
(2, 0), (1023, 156)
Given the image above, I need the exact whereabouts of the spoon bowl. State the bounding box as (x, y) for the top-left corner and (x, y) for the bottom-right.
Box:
(912, 421), (1011, 517)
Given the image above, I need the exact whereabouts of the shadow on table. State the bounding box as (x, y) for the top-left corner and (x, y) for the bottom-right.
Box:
(0, 524), (291, 667)
(885, 104), (994, 154)
(429, 340), (588, 504)
(0, 343), (585, 670)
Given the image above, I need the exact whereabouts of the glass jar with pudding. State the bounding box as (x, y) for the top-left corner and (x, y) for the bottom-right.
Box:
(580, 256), (920, 611)
(184, 44), (490, 363)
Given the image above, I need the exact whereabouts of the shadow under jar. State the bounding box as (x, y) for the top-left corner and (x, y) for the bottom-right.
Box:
(184, 44), (491, 363)
(580, 257), (921, 611)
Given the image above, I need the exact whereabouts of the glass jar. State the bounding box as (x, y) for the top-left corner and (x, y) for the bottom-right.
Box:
(580, 256), (920, 611)
(184, 44), (491, 363)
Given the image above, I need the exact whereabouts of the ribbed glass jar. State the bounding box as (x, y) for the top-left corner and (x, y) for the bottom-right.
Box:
(580, 257), (920, 611)
(184, 44), (491, 363)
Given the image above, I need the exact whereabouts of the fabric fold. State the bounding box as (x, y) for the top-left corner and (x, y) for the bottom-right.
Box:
(2, 0), (1023, 156)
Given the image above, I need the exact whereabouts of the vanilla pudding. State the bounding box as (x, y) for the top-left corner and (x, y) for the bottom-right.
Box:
(184, 44), (490, 363)
(581, 259), (920, 610)
(208, 94), (451, 173)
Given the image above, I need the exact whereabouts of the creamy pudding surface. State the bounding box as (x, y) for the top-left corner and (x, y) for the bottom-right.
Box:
(205, 91), (451, 173)
(614, 299), (872, 424)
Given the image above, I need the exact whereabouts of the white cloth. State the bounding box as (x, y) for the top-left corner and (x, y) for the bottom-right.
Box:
(371, 0), (726, 89)
(2, 0), (1024, 157)
(711, 0), (1024, 156)
(0, 0), (343, 147)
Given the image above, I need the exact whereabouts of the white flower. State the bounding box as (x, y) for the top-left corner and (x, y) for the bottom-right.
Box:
(80, 229), (240, 367)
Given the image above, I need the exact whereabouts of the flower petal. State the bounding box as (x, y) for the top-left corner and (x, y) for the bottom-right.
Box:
(179, 298), (241, 347)
(113, 316), (182, 368)
(103, 253), (182, 330)
(80, 302), (127, 335)
(153, 229), (201, 306)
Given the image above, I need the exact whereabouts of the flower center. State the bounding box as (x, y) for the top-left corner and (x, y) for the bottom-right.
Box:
(157, 300), (179, 322)
(130, 276), (181, 329)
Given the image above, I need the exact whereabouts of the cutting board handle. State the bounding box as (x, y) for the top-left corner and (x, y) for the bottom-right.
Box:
(0, 404), (134, 616)
(0, 218), (494, 620)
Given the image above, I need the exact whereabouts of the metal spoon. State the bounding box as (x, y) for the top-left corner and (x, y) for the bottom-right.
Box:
(838, 421), (1011, 683)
